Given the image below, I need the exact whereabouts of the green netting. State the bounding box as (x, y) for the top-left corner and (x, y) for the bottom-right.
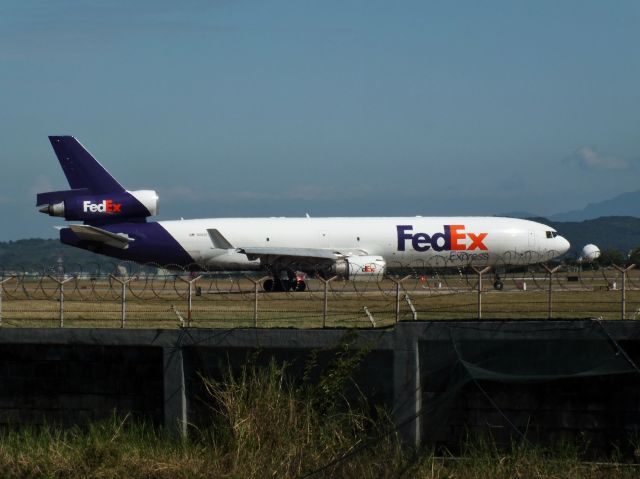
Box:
(415, 320), (640, 450)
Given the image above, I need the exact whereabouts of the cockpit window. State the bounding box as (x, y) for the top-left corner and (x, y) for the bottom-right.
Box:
(546, 231), (558, 239)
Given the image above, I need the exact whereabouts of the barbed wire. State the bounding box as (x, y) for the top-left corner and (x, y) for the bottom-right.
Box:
(0, 253), (638, 301)
(0, 252), (638, 327)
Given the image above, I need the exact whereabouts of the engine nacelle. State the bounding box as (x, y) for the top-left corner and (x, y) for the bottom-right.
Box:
(330, 255), (386, 280)
(39, 189), (159, 221)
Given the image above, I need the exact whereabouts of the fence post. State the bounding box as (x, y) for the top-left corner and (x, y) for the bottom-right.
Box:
(317, 276), (338, 328)
(405, 294), (418, 320)
(389, 275), (412, 323)
(178, 275), (202, 328)
(0, 276), (16, 327)
(613, 264), (636, 320)
(470, 267), (491, 320)
(245, 276), (269, 327)
(541, 264), (561, 320)
(48, 275), (73, 328)
(363, 306), (376, 327)
(109, 274), (136, 328)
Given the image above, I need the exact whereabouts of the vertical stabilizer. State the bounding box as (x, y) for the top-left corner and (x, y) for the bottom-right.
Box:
(48, 136), (124, 193)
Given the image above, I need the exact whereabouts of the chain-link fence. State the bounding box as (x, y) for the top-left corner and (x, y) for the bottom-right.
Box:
(1, 256), (639, 328)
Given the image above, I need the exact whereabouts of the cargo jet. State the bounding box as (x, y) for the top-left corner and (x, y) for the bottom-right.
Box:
(37, 137), (570, 291)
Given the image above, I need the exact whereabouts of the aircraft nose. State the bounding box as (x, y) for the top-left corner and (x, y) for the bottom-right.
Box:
(557, 236), (570, 255)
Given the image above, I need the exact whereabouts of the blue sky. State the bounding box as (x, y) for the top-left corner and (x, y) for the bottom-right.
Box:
(1, 1), (639, 240)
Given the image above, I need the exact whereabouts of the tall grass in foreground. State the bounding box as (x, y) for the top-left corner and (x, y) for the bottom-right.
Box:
(0, 362), (639, 478)
(199, 360), (405, 478)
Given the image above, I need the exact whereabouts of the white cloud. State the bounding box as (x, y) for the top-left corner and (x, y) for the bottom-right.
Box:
(568, 147), (631, 171)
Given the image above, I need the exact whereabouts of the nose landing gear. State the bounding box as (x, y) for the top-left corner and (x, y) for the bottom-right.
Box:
(493, 271), (504, 290)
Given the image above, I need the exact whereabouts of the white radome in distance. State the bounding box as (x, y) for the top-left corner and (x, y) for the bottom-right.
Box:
(579, 244), (601, 263)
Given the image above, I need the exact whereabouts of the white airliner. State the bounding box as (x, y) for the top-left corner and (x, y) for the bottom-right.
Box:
(37, 137), (570, 291)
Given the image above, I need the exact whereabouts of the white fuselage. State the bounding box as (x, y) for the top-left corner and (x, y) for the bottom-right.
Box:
(159, 216), (570, 270)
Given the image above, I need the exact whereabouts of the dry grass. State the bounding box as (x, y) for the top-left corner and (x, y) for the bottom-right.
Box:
(0, 359), (404, 478)
(0, 363), (638, 478)
(1, 272), (640, 328)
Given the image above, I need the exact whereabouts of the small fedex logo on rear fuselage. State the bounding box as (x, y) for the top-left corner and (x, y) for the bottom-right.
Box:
(83, 200), (122, 214)
(397, 225), (488, 252)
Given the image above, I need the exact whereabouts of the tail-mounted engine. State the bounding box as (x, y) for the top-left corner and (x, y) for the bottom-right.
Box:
(37, 189), (159, 221)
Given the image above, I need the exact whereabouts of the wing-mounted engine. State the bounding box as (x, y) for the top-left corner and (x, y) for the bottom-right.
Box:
(328, 255), (386, 280)
(37, 189), (159, 222)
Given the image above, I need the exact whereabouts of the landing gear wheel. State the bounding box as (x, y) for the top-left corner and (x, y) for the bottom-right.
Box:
(293, 280), (306, 292)
(263, 278), (274, 292)
(493, 280), (504, 291)
(264, 277), (291, 292)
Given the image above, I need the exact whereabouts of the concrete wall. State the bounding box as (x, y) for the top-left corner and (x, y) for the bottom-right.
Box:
(0, 344), (163, 428)
(0, 321), (639, 453)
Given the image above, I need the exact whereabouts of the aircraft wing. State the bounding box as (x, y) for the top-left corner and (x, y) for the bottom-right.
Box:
(209, 229), (368, 261)
(238, 246), (370, 263)
(67, 224), (134, 249)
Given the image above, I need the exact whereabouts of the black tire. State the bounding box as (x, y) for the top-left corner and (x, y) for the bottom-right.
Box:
(263, 278), (274, 292)
(294, 280), (306, 292)
(493, 280), (504, 291)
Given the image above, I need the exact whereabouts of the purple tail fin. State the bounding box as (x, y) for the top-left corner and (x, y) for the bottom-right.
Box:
(48, 136), (124, 194)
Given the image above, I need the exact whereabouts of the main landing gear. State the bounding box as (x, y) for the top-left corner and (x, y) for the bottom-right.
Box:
(493, 273), (504, 291)
(262, 271), (307, 292)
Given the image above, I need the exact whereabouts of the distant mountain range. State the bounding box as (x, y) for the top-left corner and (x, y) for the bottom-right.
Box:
(550, 190), (640, 222)
(0, 239), (115, 272)
(503, 189), (640, 222)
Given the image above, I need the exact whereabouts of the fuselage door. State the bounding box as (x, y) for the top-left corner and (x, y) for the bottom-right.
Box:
(528, 230), (535, 251)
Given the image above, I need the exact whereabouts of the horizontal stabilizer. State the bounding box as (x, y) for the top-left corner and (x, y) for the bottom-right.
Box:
(36, 188), (90, 206)
(67, 224), (134, 249)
